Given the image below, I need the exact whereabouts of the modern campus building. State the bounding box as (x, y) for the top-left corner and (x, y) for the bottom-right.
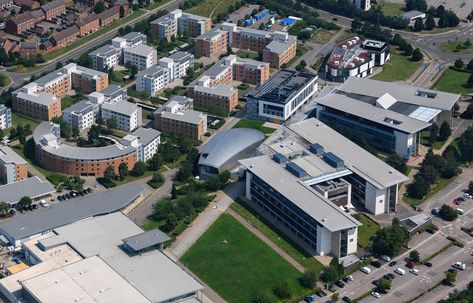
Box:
(154, 96), (207, 141)
(353, 0), (370, 10)
(0, 105), (12, 130)
(0, 176), (55, 206)
(198, 128), (264, 177)
(123, 44), (158, 71)
(195, 28), (228, 58)
(12, 91), (61, 121)
(122, 127), (161, 162)
(150, 9), (211, 41)
(193, 84), (238, 113)
(62, 99), (96, 132)
(33, 122), (158, 176)
(325, 36), (389, 82)
(314, 77), (460, 158)
(0, 146), (28, 184)
(101, 100), (141, 131)
(229, 55), (270, 85)
(135, 52), (194, 96)
(247, 69), (318, 123)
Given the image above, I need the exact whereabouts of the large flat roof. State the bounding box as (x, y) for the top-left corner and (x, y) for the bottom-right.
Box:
(38, 212), (203, 302)
(101, 100), (137, 116)
(288, 118), (409, 189)
(0, 184), (143, 242)
(0, 145), (27, 164)
(0, 176), (55, 205)
(124, 44), (154, 57)
(123, 229), (171, 252)
(16, 91), (57, 106)
(239, 155), (360, 232)
(338, 77), (459, 111)
(316, 93), (431, 134)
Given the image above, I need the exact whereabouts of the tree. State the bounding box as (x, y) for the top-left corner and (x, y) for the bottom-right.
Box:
(469, 180), (473, 194)
(119, 5), (126, 18)
(351, 17), (362, 31)
(445, 270), (457, 285)
(420, 164), (438, 185)
(439, 121), (451, 141)
(0, 48), (9, 66)
(171, 183), (177, 200)
(273, 281), (290, 299)
(409, 250), (420, 262)
(439, 204), (458, 221)
(176, 163), (193, 181)
(106, 117), (118, 130)
(465, 39), (472, 47)
(424, 14), (435, 30)
(300, 270), (317, 289)
(55, 61), (63, 69)
(104, 165), (116, 181)
(414, 18), (424, 31)
(0, 202), (9, 215)
(132, 161), (146, 176)
(320, 266), (341, 283)
(392, 34), (403, 46)
(454, 58), (464, 69)
(458, 127), (473, 162)
(18, 196), (32, 209)
(467, 73), (473, 88)
(386, 153), (407, 174)
(372, 221), (409, 257)
(376, 278), (392, 293)
(93, 0), (105, 13)
(468, 59), (473, 71)
(430, 122), (438, 143)
(163, 213), (178, 231)
(52, 117), (71, 139)
(251, 292), (272, 303)
(331, 292), (339, 302)
(411, 48), (423, 61)
(147, 153), (162, 171)
(118, 163), (128, 179)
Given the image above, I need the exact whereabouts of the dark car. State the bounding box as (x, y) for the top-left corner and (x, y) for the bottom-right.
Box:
(332, 17), (338, 21)
(70, 191), (77, 197)
(342, 296), (352, 303)
(372, 279), (380, 286)
(383, 273), (395, 280)
(448, 268), (457, 273)
(86, 188), (92, 193)
(9, 209), (16, 215)
(58, 195), (63, 201)
(406, 261), (416, 269)
(425, 262), (433, 267)
(31, 204), (38, 209)
(383, 274), (392, 281)
(389, 261), (397, 267)
(335, 280), (345, 288)
(78, 191), (85, 196)
(426, 228), (437, 234)
(65, 194), (71, 199)
(315, 290), (327, 297)
(371, 261), (382, 268)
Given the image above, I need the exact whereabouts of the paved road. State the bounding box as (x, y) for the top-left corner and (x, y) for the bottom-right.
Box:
(1, 0), (183, 87)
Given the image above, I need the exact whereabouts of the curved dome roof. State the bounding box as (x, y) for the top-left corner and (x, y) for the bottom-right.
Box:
(198, 128), (265, 169)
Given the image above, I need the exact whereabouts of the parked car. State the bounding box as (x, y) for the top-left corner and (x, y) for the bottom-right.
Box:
(425, 262), (433, 267)
(453, 200), (461, 206)
(371, 261), (382, 268)
(453, 262), (466, 270)
(342, 296), (352, 303)
(431, 208), (439, 215)
(458, 197), (466, 202)
(361, 267), (371, 274)
(305, 294), (316, 302)
(9, 209), (16, 215)
(315, 290), (327, 297)
(380, 255), (391, 262)
(388, 261), (397, 267)
(31, 204), (38, 210)
(395, 268), (406, 275)
(372, 279), (380, 286)
(410, 269), (420, 275)
(58, 196), (63, 201)
(383, 273), (395, 280)
(464, 193), (472, 199)
(371, 292), (381, 299)
(448, 268), (458, 273)
(406, 261), (416, 269)
(426, 228), (437, 234)
(86, 188), (93, 193)
(335, 280), (345, 288)
(343, 275), (354, 282)
(40, 200), (49, 207)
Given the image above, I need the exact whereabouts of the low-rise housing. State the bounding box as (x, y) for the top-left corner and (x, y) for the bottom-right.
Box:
(6, 12), (39, 34)
(150, 9), (211, 41)
(154, 96), (207, 140)
(0, 105), (12, 130)
(325, 36), (390, 82)
(314, 77), (459, 158)
(75, 13), (99, 36)
(247, 69), (318, 122)
(0, 176), (55, 206)
(50, 25), (79, 47)
(195, 28), (228, 58)
(123, 44), (157, 70)
(0, 146), (27, 184)
(14, 0), (40, 10)
(229, 55), (270, 85)
(193, 83), (238, 113)
(19, 41), (38, 59)
(98, 6), (120, 27)
(40, 0), (65, 20)
(122, 127), (161, 162)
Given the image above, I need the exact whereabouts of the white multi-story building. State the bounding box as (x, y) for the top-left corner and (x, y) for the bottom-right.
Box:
(0, 105), (12, 130)
(166, 51), (194, 79)
(62, 100), (95, 132)
(88, 45), (120, 71)
(123, 45), (157, 71)
(353, 0), (370, 10)
(101, 101), (142, 131)
(122, 127), (161, 162)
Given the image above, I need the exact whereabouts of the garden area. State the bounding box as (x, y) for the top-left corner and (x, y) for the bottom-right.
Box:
(180, 214), (309, 303)
(232, 119), (276, 135)
(61, 95), (84, 110)
(352, 213), (380, 248)
(377, 0), (404, 16)
(236, 49), (261, 60)
(371, 49), (421, 82)
(434, 68), (473, 96)
(440, 39), (473, 54)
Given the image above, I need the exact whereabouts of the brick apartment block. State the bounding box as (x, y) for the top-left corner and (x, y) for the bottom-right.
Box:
(41, 0), (66, 20)
(13, 92), (62, 121)
(98, 6), (120, 27)
(193, 84), (238, 113)
(6, 11), (40, 34)
(76, 13), (99, 36)
(150, 9), (211, 41)
(50, 25), (79, 47)
(195, 28), (228, 58)
(14, 0), (40, 10)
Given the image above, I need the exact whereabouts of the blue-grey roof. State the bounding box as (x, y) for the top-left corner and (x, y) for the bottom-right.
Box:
(198, 128), (265, 169)
(0, 176), (55, 205)
(122, 229), (171, 252)
(0, 184), (143, 242)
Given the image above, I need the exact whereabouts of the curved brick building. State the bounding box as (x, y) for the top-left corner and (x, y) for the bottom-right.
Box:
(33, 122), (159, 177)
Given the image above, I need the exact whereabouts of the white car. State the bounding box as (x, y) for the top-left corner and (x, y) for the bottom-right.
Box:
(453, 262), (466, 270)
(346, 275), (354, 281)
(380, 255), (391, 262)
(361, 267), (371, 274)
(40, 199), (49, 207)
(371, 292), (381, 299)
(464, 193), (472, 199)
(410, 269), (420, 275)
(395, 268), (406, 275)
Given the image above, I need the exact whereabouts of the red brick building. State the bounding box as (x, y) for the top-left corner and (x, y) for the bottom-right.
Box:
(19, 41), (39, 59)
(76, 13), (99, 36)
(6, 12), (37, 34)
(50, 25), (79, 47)
(40, 0), (66, 20)
(98, 7), (120, 27)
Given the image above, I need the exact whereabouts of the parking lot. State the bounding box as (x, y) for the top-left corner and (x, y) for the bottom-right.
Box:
(427, 0), (473, 20)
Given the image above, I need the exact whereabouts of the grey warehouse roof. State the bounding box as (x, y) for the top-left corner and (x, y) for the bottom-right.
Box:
(199, 128), (265, 170)
(0, 184), (143, 242)
(0, 176), (55, 205)
(288, 118), (409, 189)
(122, 228), (171, 252)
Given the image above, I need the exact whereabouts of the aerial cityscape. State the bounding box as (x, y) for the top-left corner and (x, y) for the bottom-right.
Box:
(0, 0), (473, 302)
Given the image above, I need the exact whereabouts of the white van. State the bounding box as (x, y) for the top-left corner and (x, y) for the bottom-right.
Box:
(455, 208), (464, 215)
(395, 268), (406, 275)
(40, 200), (49, 207)
(453, 262), (466, 270)
(361, 267), (371, 274)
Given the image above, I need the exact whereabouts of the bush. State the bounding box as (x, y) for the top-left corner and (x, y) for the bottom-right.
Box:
(273, 281), (291, 299)
(96, 177), (117, 188)
(46, 174), (69, 186)
(439, 204), (458, 221)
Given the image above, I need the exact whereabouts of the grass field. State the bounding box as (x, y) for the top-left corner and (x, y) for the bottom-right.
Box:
(187, 0), (239, 17)
(11, 113), (39, 130)
(377, 1), (404, 16)
(230, 200), (324, 272)
(181, 214), (306, 303)
(61, 96), (83, 110)
(440, 40), (473, 54)
(352, 214), (380, 248)
(236, 49), (260, 60)
(433, 68), (473, 96)
(232, 119), (276, 135)
(310, 28), (338, 44)
(371, 49), (421, 82)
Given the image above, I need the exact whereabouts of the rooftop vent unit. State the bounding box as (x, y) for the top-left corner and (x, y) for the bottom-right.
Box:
(416, 90), (437, 99)
(323, 152), (344, 168)
(272, 153), (287, 164)
(309, 143), (324, 155)
(285, 162), (307, 178)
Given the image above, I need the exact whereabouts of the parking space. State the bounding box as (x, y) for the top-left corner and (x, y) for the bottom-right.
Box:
(227, 4), (259, 23)
(427, 0), (473, 20)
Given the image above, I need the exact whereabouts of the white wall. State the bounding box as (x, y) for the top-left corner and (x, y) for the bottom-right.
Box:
(394, 130), (413, 158)
(316, 225), (332, 256)
(365, 182), (387, 215)
(347, 227), (358, 255)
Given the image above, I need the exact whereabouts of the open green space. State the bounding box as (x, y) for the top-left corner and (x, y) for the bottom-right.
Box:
(420, 131), (447, 150)
(11, 113), (39, 130)
(12, 139), (58, 178)
(352, 213), (380, 248)
(403, 176), (457, 206)
(310, 28), (338, 45)
(377, 1), (404, 16)
(230, 200), (324, 272)
(433, 68), (473, 96)
(187, 0), (239, 17)
(236, 49), (260, 60)
(61, 95), (84, 110)
(371, 49), (421, 82)
(440, 40), (473, 54)
(44, 10), (147, 61)
(181, 214), (306, 303)
(232, 119), (276, 135)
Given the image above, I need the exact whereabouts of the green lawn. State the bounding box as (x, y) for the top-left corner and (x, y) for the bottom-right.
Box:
(420, 131), (447, 150)
(12, 139), (59, 178)
(236, 49), (260, 60)
(352, 214), (380, 248)
(433, 68), (473, 96)
(232, 119), (277, 135)
(61, 96), (83, 110)
(403, 176), (457, 206)
(11, 113), (39, 130)
(377, 1), (404, 16)
(187, 0), (239, 17)
(230, 200), (324, 272)
(440, 40), (473, 54)
(371, 49), (421, 82)
(181, 214), (306, 303)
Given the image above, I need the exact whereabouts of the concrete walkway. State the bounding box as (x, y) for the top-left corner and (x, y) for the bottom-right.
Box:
(226, 208), (305, 273)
